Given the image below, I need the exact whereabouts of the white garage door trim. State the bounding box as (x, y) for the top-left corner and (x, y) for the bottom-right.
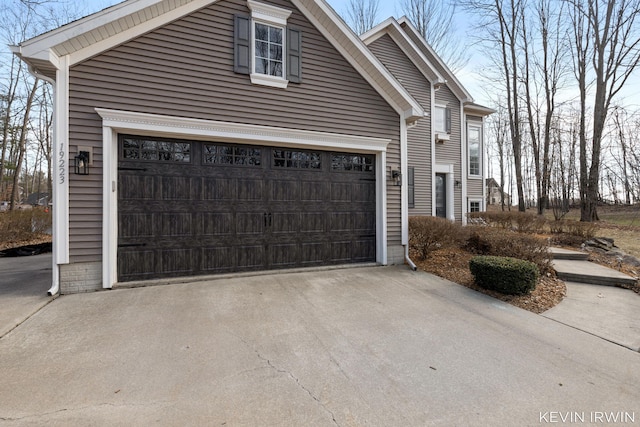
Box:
(96, 108), (391, 289)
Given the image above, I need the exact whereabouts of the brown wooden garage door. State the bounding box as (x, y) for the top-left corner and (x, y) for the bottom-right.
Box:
(117, 135), (376, 282)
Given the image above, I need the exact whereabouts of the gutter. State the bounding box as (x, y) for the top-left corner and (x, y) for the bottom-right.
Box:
(23, 60), (59, 296)
(404, 245), (417, 271)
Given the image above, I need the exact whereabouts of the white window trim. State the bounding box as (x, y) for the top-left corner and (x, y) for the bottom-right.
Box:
(434, 101), (448, 134)
(96, 108), (391, 288)
(468, 123), (482, 179)
(468, 198), (483, 213)
(248, 0), (291, 88)
(434, 163), (455, 222)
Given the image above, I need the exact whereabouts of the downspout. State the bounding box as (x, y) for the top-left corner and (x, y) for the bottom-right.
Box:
(401, 117), (417, 271)
(26, 65), (60, 296)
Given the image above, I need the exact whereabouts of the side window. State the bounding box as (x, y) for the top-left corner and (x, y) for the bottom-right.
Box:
(468, 125), (482, 177)
(408, 167), (415, 208)
(234, 1), (301, 88)
(434, 103), (451, 142)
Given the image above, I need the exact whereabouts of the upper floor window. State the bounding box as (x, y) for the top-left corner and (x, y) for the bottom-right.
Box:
(255, 23), (284, 78)
(234, 1), (301, 88)
(468, 124), (482, 177)
(434, 102), (451, 142)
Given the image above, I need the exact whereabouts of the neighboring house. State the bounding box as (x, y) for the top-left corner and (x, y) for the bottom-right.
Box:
(26, 192), (50, 206)
(486, 178), (511, 207)
(11, 0), (490, 294)
(362, 18), (493, 222)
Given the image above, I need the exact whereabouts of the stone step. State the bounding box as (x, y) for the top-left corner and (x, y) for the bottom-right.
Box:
(549, 247), (590, 261)
(552, 259), (637, 287)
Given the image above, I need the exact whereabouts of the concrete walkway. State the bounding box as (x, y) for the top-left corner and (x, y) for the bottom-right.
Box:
(545, 248), (640, 351)
(1, 266), (639, 426)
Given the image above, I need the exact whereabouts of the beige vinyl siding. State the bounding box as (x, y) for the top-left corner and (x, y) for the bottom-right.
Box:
(367, 34), (432, 216)
(434, 86), (462, 221)
(466, 115), (484, 202)
(67, 0), (400, 263)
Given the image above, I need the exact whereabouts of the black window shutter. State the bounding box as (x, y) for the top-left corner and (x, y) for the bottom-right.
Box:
(287, 28), (302, 83)
(408, 167), (415, 208)
(234, 15), (251, 75)
(445, 107), (452, 133)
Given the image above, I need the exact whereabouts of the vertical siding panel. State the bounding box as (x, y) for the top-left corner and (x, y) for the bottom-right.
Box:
(368, 34), (432, 216)
(67, 0), (400, 262)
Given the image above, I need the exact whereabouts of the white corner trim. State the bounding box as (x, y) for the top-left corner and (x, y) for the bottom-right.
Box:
(377, 151), (388, 265)
(94, 108), (391, 152)
(250, 73), (289, 88)
(248, 0), (292, 26)
(97, 109), (391, 287)
(400, 118), (409, 246)
(53, 55), (70, 267)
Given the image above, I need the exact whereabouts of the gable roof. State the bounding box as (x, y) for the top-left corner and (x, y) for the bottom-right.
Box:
(10, 0), (424, 123)
(395, 16), (474, 103)
(361, 17), (446, 87)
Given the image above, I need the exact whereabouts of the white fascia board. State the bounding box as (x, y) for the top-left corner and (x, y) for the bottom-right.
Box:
(397, 16), (473, 102)
(17, 0), (167, 57)
(292, 0), (424, 123)
(69, 0), (214, 66)
(16, 0), (216, 68)
(94, 108), (391, 152)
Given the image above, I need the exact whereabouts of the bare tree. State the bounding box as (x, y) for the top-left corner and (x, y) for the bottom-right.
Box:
(567, 0), (640, 221)
(400, 0), (469, 71)
(345, 0), (380, 34)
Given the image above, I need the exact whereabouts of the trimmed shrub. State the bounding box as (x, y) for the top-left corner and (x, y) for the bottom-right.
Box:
(409, 216), (468, 260)
(469, 255), (539, 295)
(465, 226), (552, 274)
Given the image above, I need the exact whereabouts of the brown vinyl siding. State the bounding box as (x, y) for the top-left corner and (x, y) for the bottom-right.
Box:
(67, 0), (400, 263)
(434, 86), (462, 221)
(368, 34), (432, 216)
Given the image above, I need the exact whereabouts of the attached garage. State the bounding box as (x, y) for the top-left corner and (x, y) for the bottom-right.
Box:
(117, 135), (377, 281)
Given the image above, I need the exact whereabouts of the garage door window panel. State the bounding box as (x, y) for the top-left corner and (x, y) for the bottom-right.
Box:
(273, 149), (321, 169)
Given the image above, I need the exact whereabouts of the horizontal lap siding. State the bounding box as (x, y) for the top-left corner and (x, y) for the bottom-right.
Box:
(68, 0), (400, 262)
(434, 86), (462, 221)
(368, 34), (432, 216)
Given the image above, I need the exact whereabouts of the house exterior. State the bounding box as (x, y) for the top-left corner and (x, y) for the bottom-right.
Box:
(11, 0), (490, 294)
(362, 18), (493, 222)
(486, 178), (512, 207)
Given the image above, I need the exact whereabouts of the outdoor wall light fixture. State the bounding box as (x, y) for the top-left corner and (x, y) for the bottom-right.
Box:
(455, 180), (462, 189)
(74, 151), (90, 175)
(392, 169), (402, 186)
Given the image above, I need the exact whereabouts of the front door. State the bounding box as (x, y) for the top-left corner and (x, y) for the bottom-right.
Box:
(435, 173), (446, 218)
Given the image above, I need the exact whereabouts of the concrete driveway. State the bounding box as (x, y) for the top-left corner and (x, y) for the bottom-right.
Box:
(0, 253), (52, 337)
(1, 266), (639, 426)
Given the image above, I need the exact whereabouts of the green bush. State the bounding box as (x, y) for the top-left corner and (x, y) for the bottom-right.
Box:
(465, 226), (552, 274)
(469, 255), (539, 295)
(409, 216), (468, 260)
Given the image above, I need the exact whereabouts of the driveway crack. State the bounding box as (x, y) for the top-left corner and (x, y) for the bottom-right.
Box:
(233, 333), (340, 426)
